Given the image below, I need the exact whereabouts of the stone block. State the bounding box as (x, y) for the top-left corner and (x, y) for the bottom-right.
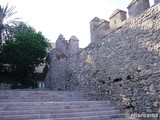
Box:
(109, 9), (127, 29)
(68, 36), (79, 55)
(90, 17), (110, 43)
(127, 0), (150, 17)
(154, 0), (160, 4)
(45, 2), (160, 117)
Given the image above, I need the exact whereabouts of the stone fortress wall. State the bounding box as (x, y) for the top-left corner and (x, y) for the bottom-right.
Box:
(45, 0), (160, 119)
(45, 34), (80, 90)
(55, 34), (80, 57)
(90, 0), (153, 43)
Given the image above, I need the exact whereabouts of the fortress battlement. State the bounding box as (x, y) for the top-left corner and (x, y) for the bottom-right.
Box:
(45, 1), (160, 118)
(55, 34), (80, 57)
(90, 0), (159, 43)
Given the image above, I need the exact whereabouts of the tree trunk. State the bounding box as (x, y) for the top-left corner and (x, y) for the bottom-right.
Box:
(0, 30), (2, 45)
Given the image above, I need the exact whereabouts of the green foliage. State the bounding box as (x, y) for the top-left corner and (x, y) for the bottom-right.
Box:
(1, 22), (48, 87)
(0, 3), (18, 44)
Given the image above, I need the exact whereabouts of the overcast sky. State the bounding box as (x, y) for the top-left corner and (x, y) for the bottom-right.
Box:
(1, 0), (154, 48)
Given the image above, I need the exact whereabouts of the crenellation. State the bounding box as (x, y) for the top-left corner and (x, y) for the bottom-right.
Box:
(90, 17), (101, 31)
(45, 2), (160, 120)
(154, 0), (160, 4)
(127, 0), (150, 17)
(90, 9), (127, 43)
(89, 0), (154, 44)
(55, 34), (68, 56)
(109, 9), (127, 30)
(54, 34), (80, 57)
(90, 17), (110, 43)
(68, 36), (79, 55)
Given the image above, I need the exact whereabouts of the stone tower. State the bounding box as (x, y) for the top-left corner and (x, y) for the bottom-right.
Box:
(90, 17), (110, 43)
(55, 34), (68, 55)
(154, 0), (160, 4)
(127, 0), (150, 17)
(109, 9), (127, 30)
(68, 36), (79, 55)
(90, 17), (101, 43)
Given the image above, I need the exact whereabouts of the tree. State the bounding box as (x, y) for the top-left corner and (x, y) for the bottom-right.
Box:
(0, 3), (18, 44)
(1, 22), (48, 86)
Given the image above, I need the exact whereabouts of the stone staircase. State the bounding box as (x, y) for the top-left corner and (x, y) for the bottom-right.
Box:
(0, 90), (138, 120)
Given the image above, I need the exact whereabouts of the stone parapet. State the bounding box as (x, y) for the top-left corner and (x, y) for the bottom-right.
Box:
(89, 0), (156, 44)
(68, 36), (79, 55)
(90, 18), (110, 43)
(127, 0), (150, 17)
(45, 3), (160, 120)
(54, 34), (80, 57)
(109, 9), (127, 29)
(154, 0), (160, 4)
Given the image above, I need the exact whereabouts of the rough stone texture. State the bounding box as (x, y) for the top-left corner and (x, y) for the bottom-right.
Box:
(45, 48), (67, 89)
(45, 3), (160, 120)
(68, 36), (79, 55)
(154, 0), (160, 4)
(109, 9), (127, 30)
(1, 90), (136, 120)
(127, 0), (150, 17)
(90, 17), (110, 43)
(55, 34), (68, 56)
(55, 34), (80, 57)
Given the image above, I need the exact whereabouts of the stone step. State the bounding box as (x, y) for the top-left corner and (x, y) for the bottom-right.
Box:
(0, 98), (87, 102)
(0, 107), (117, 116)
(0, 101), (110, 106)
(0, 111), (123, 120)
(0, 95), (84, 98)
(33, 117), (138, 120)
(0, 90), (86, 102)
(0, 103), (112, 111)
(108, 118), (139, 120)
(0, 90), (136, 120)
(0, 90), (82, 96)
(0, 94), (84, 98)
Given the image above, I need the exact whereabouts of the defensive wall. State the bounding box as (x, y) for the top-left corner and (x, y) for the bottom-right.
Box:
(45, 1), (160, 119)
